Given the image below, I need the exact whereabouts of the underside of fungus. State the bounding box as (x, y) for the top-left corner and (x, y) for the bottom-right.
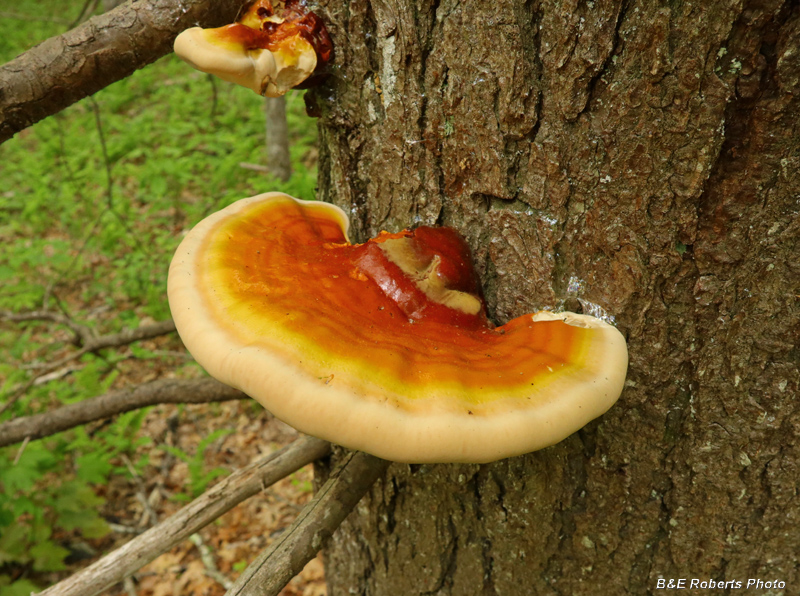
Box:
(168, 193), (628, 463)
(173, 0), (333, 97)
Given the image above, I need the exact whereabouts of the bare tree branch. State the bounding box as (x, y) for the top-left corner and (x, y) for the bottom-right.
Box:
(0, 377), (246, 447)
(17, 317), (176, 380)
(2, 311), (176, 355)
(227, 451), (390, 596)
(0, 0), (245, 144)
(1, 308), (97, 346)
(80, 318), (176, 353)
(35, 436), (332, 596)
(0, 316), (178, 416)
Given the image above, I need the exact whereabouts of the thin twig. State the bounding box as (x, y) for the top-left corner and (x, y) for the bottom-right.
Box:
(1, 309), (96, 346)
(68, 0), (101, 30)
(0, 318), (178, 413)
(189, 533), (233, 589)
(35, 436), (332, 596)
(121, 454), (161, 528)
(148, 350), (195, 360)
(0, 377), (36, 417)
(108, 523), (145, 535)
(208, 73), (218, 120)
(20, 319), (176, 371)
(32, 364), (84, 385)
(88, 96), (116, 209)
(13, 436), (31, 465)
(88, 96), (150, 256)
(239, 162), (271, 173)
(122, 577), (137, 596)
(226, 451), (390, 596)
(0, 377), (245, 448)
(83, 319), (176, 353)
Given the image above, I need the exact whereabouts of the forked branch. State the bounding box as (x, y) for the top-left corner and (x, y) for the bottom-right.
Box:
(0, 316), (179, 416)
(5, 316), (179, 369)
(1, 309), (97, 346)
(227, 451), (391, 596)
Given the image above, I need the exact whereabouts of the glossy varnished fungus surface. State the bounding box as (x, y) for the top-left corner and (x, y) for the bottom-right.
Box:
(168, 193), (628, 462)
(225, 0), (333, 66)
(173, 0), (332, 97)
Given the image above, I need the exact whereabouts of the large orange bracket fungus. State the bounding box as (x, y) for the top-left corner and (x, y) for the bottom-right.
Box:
(168, 193), (628, 463)
(173, 0), (333, 96)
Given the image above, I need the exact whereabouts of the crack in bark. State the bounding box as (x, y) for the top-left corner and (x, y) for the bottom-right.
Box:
(415, 515), (461, 596)
(577, 0), (627, 120)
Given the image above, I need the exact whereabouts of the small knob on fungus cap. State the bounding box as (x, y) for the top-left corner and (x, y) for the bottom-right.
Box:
(353, 228), (488, 328)
(173, 0), (333, 97)
(168, 193), (629, 463)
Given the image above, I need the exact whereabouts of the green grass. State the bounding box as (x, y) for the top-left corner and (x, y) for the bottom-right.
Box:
(0, 2), (320, 592)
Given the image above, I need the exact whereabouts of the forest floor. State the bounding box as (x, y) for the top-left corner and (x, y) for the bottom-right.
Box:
(89, 370), (327, 596)
(0, 2), (327, 594)
(2, 235), (328, 596)
(76, 347), (327, 596)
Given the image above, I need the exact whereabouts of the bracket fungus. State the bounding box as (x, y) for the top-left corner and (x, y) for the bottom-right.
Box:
(168, 193), (628, 463)
(173, 0), (333, 97)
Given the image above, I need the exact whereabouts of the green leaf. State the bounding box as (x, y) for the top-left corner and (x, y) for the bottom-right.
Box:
(65, 426), (92, 451)
(53, 480), (107, 533)
(0, 523), (30, 565)
(195, 467), (229, 494)
(0, 577), (41, 596)
(197, 429), (233, 455)
(29, 540), (70, 571)
(75, 451), (113, 484)
(6, 496), (37, 519)
(0, 507), (13, 528)
(130, 344), (157, 359)
(73, 514), (110, 539)
(161, 444), (191, 463)
(54, 481), (105, 517)
(29, 520), (51, 545)
(1, 446), (56, 493)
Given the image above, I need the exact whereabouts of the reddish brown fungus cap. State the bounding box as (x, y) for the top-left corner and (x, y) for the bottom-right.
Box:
(168, 193), (628, 463)
(173, 0), (332, 96)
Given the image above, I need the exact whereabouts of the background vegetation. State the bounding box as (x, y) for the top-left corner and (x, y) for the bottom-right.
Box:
(0, 2), (320, 593)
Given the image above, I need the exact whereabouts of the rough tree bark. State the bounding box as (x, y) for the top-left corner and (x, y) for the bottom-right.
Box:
(308, 0), (800, 593)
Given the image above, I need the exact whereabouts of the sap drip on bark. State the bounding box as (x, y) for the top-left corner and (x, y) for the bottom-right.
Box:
(565, 276), (616, 325)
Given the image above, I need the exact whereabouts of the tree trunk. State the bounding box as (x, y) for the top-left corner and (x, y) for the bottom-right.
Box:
(265, 96), (293, 182)
(310, 0), (800, 593)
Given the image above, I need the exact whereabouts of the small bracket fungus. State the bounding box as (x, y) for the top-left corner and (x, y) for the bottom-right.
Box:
(168, 193), (628, 463)
(174, 0), (333, 96)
